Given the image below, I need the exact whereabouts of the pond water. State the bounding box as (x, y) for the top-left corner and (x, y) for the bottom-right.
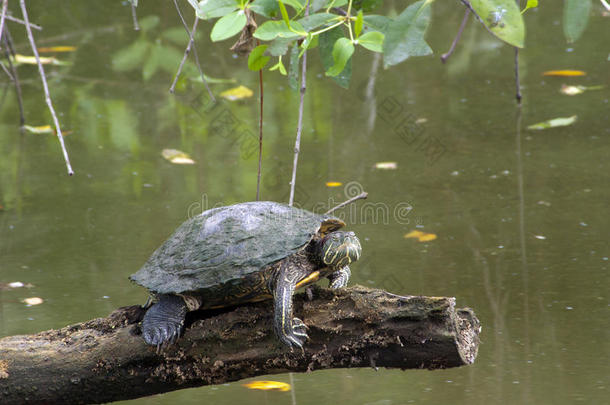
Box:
(1, 2), (608, 404)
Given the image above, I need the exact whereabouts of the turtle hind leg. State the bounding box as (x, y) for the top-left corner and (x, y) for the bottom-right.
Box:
(142, 294), (187, 347)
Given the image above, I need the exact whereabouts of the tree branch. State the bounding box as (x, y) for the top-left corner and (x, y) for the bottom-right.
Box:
(0, 286), (480, 405)
(19, 0), (73, 175)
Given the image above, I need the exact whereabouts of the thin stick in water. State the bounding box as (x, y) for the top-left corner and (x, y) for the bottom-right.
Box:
(2, 13), (42, 30)
(441, 9), (470, 63)
(0, 0), (8, 44)
(325, 192), (368, 215)
(172, 0), (214, 102)
(20, 0), (73, 175)
(288, 2), (310, 207)
(256, 66), (263, 200)
(169, 16), (198, 94)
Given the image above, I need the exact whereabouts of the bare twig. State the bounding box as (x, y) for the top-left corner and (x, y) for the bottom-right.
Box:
(256, 65), (263, 200)
(169, 16), (198, 94)
(2, 29), (25, 125)
(20, 0), (73, 175)
(441, 9), (470, 63)
(514, 0), (522, 104)
(131, 1), (140, 31)
(325, 191), (368, 215)
(0, 0), (8, 44)
(172, 0), (214, 101)
(289, 2), (310, 206)
(2, 12), (42, 31)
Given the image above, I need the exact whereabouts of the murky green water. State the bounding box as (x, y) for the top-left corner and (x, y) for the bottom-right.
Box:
(1, 2), (608, 404)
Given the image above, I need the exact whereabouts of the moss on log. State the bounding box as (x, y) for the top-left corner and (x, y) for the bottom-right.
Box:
(0, 286), (480, 404)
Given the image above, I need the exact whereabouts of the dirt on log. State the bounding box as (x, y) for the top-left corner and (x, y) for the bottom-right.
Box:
(0, 286), (480, 404)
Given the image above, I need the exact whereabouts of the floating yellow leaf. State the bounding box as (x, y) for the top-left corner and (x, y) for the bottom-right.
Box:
(220, 85), (253, 101)
(243, 381), (291, 392)
(404, 230), (437, 242)
(22, 297), (44, 306)
(527, 115), (577, 130)
(23, 124), (53, 134)
(37, 46), (77, 53)
(162, 149), (196, 165)
(542, 70), (586, 77)
(374, 162), (397, 170)
(13, 54), (70, 66)
(325, 181), (343, 187)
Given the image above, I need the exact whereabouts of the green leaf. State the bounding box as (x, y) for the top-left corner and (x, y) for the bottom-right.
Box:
(297, 12), (338, 31)
(355, 10), (364, 38)
(288, 45), (300, 91)
(319, 27), (351, 88)
(197, 0), (240, 20)
(248, 45), (270, 71)
(326, 37), (354, 77)
(469, 0), (525, 48)
(383, 0), (432, 67)
(254, 20), (304, 41)
(282, 0), (305, 11)
(357, 31), (384, 52)
(249, 0), (280, 18)
(527, 115), (577, 130)
(521, 0), (538, 14)
(267, 37), (294, 56)
(210, 10), (247, 42)
(563, 0), (591, 43)
(363, 15), (392, 34)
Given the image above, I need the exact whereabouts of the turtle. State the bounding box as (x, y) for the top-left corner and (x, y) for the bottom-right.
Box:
(130, 201), (361, 349)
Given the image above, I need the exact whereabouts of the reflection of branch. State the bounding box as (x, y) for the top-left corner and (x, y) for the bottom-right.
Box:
(171, 0), (214, 101)
(441, 9), (470, 63)
(2, 28), (25, 125)
(289, 2), (310, 206)
(130, 1), (139, 31)
(20, 0), (73, 175)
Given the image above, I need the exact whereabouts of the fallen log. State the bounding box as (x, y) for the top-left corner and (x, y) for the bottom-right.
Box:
(0, 286), (480, 404)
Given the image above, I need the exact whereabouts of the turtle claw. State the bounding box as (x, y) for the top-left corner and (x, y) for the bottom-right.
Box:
(279, 317), (308, 350)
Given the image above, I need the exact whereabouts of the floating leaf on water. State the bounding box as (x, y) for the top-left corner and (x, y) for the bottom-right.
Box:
(23, 297), (44, 306)
(9, 282), (25, 288)
(325, 181), (343, 187)
(560, 85), (585, 95)
(13, 54), (70, 66)
(542, 70), (586, 77)
(415, 118), (428, 125)
(374, 162), (398, 170)
(404, 230), (437, 242)
(533, 235), (546, 240)
(560, 84), (605, 95)
(161, 149), (196, 165)
(243, 380), (291, 392)
(37, 46), (77, 53)
(220, 85), (253, 101)
(22, 125), (53, 134)
(527, 116), (577, 130)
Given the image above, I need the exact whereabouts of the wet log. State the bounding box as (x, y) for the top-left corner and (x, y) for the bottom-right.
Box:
(0, 286), (480, 404)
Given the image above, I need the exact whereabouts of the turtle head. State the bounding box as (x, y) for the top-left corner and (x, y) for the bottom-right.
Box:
(320, 231), (361, 269)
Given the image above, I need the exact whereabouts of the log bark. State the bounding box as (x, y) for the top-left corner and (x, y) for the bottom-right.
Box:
(0, 286), (480, 404)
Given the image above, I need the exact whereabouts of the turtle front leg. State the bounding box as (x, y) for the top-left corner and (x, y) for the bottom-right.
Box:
(328, 265), (351, 289)
(142, 294), (187, 348)
(272, 263), (309, 349)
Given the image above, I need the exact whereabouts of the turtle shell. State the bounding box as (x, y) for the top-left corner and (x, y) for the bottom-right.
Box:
(130, 201), (344, 295)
